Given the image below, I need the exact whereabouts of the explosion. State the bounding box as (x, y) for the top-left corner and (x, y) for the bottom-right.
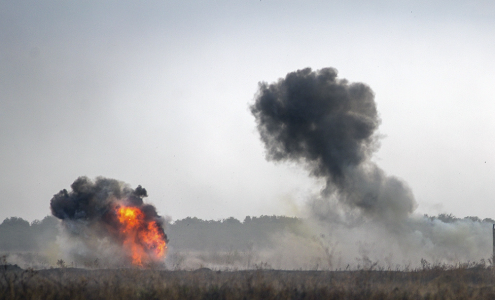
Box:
(50, 176), (168, 267)
(117, 206), (167, 266)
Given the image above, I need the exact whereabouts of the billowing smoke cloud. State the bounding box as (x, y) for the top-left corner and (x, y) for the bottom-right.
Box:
(251, 67), (415, 222)
(251, 68), (491, 267)
(50, 176), (168, 266)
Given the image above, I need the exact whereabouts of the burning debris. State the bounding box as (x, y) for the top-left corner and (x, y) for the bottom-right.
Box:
(50, 176), (168, 267)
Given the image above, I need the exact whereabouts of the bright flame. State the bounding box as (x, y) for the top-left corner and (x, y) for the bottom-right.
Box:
(117, 206), (167, 266)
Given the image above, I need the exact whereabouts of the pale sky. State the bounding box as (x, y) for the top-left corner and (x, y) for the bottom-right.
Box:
(1, 0), (494, 223)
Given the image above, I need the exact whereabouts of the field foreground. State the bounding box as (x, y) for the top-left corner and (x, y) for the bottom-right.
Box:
(2, 265), (495, 299)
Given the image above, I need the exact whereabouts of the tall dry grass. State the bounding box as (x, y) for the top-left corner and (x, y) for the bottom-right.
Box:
(2, 257), (495, 299)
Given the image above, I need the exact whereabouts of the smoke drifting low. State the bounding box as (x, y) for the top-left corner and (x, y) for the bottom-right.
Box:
(50, 176), (168, 266)
(251, 68), (491, 267)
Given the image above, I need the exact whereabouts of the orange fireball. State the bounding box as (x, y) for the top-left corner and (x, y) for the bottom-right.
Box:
(117, 206), (167, 266)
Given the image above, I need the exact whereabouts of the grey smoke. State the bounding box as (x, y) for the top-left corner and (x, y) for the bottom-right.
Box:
(51, 176), (149, 221)
(250, 68), (492, 267)
(50, 176), (167, 265)
(251, 67), (416, 222)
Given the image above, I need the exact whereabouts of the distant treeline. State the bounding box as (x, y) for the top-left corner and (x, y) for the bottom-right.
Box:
(0, 216), (58, 252)
(0, 214), (493, 253)
(424, 213), (495, 224)
(0, 215), (302, 252)
(167, 216), (303, 251)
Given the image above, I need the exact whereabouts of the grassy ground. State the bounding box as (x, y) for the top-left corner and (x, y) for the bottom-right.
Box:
(2, 263), (495, 300)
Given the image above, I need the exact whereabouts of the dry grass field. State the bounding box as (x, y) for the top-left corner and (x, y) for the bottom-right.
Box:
(2, 262), (495, 300)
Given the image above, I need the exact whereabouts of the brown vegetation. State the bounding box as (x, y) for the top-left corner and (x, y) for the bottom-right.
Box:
(2, 259), (495, 300)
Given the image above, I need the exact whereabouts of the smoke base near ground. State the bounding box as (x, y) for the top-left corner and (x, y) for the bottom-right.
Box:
(1, 214), (492, 270)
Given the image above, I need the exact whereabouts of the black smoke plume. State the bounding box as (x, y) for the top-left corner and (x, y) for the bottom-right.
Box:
(50, 176), (168, 265)
(251, 67), (416, 222)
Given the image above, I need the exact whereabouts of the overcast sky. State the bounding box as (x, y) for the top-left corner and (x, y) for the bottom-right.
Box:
(1, 0), (494, 223)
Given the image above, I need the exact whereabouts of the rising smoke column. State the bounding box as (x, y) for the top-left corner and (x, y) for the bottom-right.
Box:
(251, 67), (416, 222)
(250, 68), (492, 268)
(50, 176), (168, 266)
